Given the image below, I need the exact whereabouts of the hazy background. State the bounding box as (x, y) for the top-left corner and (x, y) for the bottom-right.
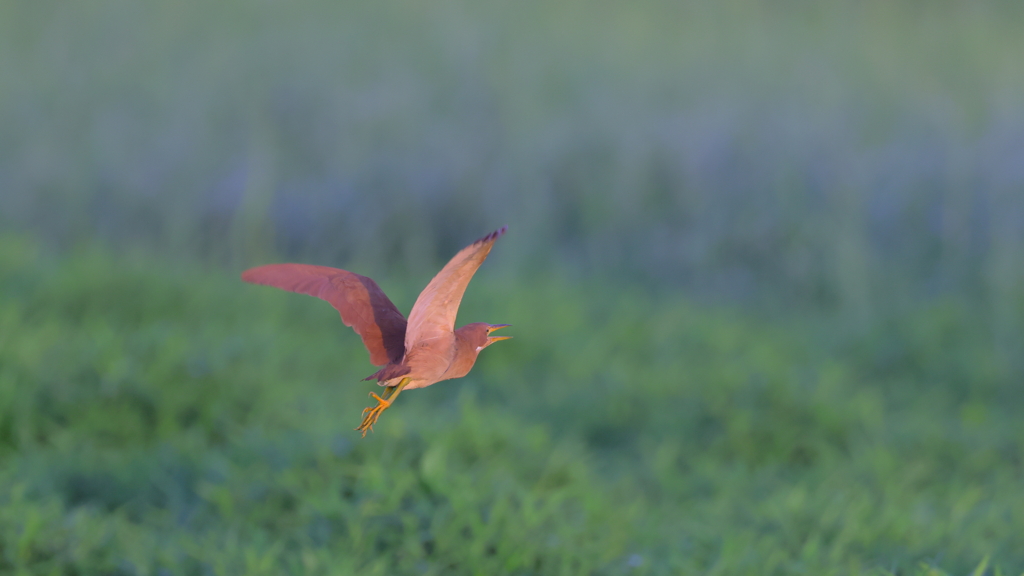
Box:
(2, 0), (1024, 573)
(5, 0), (1024, 317)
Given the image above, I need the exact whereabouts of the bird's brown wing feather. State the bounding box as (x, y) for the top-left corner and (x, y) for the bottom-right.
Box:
(241, 264), (407, 366)
(404, 227), (506, 356)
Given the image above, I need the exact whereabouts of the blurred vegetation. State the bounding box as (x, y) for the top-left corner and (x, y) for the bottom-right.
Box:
(2, 0), (1024, 573)
(3, 0), (1024, 318)
(1, 236), (1023, 574)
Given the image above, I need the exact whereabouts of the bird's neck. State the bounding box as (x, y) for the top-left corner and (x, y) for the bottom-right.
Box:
(445, 330), (482, 380)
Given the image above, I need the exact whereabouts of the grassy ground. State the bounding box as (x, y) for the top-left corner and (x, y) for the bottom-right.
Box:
(1, 235), (1022, 575)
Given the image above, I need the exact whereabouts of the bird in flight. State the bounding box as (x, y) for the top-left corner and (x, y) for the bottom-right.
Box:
(241, 227), (510, 436)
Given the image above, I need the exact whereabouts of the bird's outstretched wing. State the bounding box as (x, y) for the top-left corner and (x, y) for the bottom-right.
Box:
(404, 227), (506, 353)
(241, 264), (407, 366)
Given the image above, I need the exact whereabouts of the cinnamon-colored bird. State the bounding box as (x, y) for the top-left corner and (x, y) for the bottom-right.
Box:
(241, 227), (510, 436)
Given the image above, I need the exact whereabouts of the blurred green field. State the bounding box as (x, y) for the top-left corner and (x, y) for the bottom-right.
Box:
(3, 0), (1024, 573)
(4, 0), (1024, 320)
(1, 236), (1022, 575)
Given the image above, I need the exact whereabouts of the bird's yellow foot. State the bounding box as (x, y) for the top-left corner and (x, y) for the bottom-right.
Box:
(355, 378), (408, 437)
(356, 393), (390, 437)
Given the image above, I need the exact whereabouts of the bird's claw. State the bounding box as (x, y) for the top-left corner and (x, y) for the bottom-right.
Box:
(360, 392), (387, 416)
(356, 393), (391, 437)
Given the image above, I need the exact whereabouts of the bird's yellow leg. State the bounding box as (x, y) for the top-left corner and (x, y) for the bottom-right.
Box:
(356, 377), (409, 437)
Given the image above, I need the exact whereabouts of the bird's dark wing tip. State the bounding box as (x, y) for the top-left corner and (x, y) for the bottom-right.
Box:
(475, 226), (508, 246)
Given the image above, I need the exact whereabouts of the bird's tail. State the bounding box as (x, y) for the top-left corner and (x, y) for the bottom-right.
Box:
(362, 364), (412, 385)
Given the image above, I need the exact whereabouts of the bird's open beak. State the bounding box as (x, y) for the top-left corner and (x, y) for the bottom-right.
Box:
(487, 324), (512, 342)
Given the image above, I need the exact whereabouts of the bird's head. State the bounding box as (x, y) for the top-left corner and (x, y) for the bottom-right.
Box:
(457, 323), (512, 352)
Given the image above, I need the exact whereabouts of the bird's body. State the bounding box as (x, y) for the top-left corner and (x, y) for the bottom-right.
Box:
(241, 227), (509, 435)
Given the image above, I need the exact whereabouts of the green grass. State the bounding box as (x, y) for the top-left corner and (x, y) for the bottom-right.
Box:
(1, 236), (1022, 575)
